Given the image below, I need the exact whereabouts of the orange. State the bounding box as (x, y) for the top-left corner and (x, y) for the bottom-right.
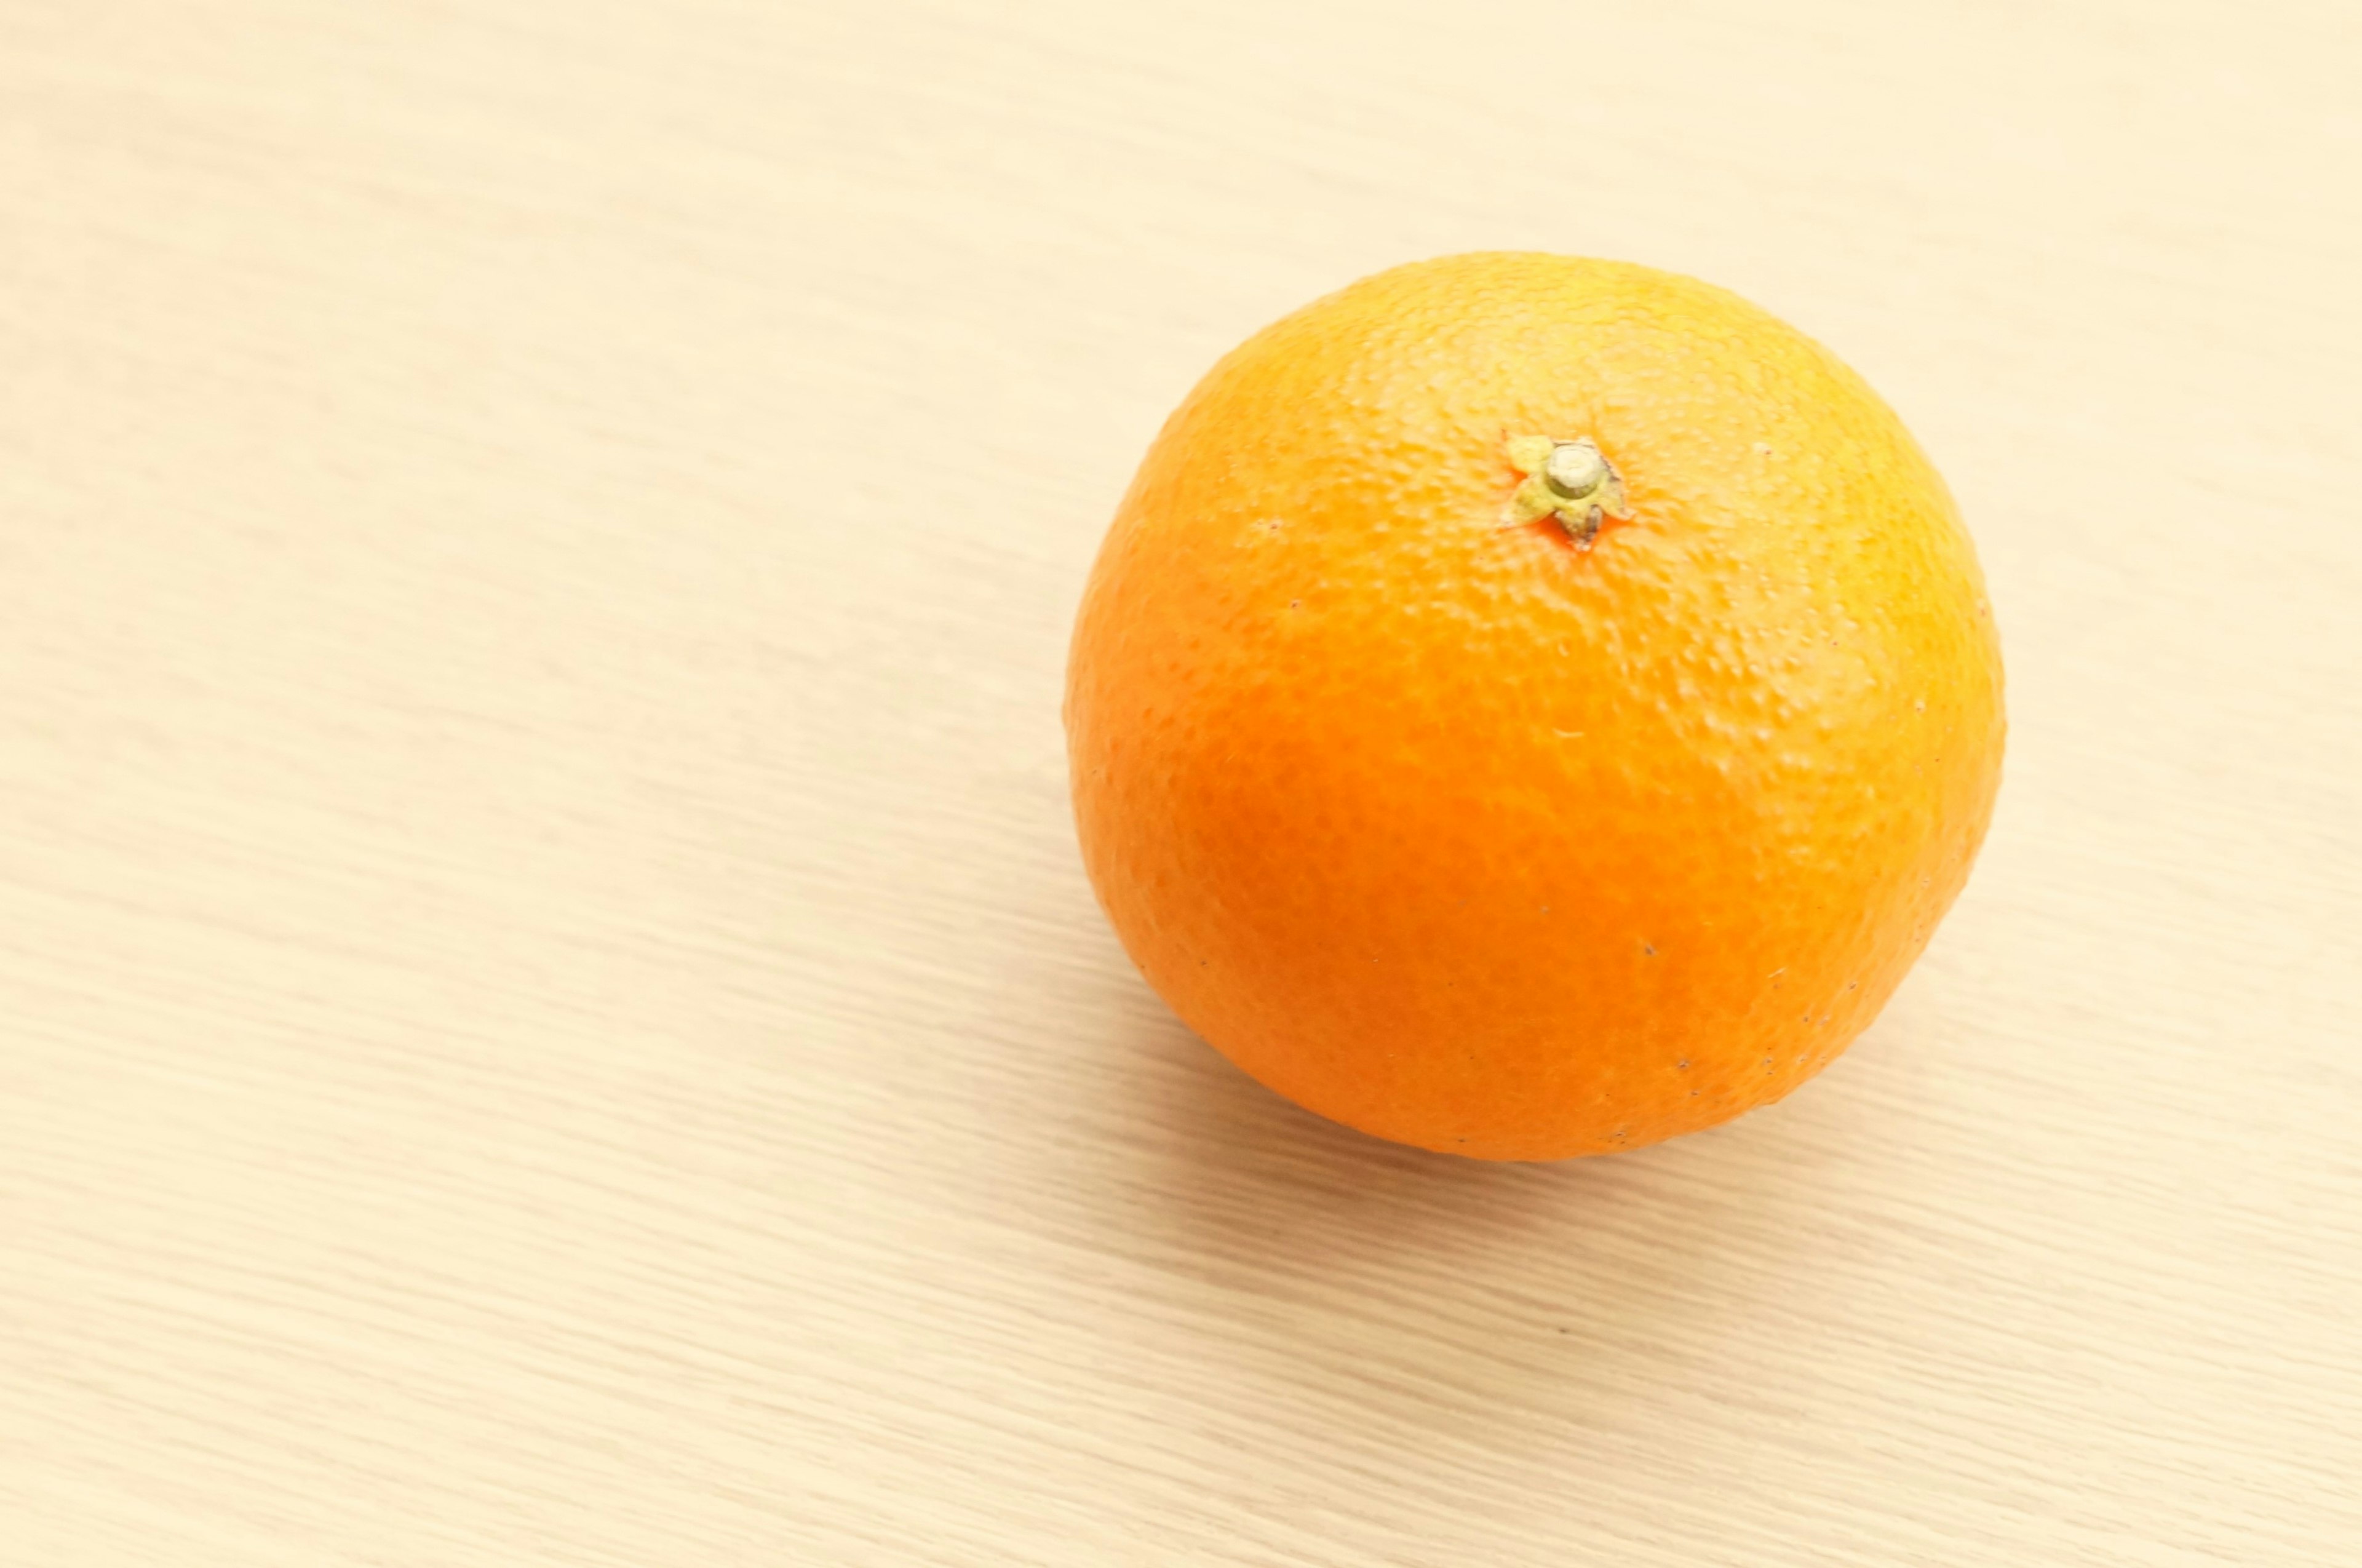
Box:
(1065, 253), (2004, 1161)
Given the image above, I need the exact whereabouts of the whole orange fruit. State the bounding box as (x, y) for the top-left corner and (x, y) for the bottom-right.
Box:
(1065, 253), (2004, 1161)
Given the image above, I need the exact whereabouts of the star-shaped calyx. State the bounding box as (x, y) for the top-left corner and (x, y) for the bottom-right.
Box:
(1504, 435), (1632, 546)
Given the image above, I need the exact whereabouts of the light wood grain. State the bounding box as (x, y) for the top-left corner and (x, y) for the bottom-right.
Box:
(4, 2), (2359, 1562)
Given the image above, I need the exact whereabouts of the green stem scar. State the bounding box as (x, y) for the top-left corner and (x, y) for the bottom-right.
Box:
(1505, 436), (1632, 546)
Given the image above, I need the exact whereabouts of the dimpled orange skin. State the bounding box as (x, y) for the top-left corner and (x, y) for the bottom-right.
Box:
(1065, 253), (2004, 1161)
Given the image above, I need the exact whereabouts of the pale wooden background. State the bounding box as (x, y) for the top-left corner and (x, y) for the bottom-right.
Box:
(4, 2), (2358, 1563)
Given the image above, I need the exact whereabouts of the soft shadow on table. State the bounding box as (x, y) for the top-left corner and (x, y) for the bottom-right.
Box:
(1067, 969), (1896, 1441)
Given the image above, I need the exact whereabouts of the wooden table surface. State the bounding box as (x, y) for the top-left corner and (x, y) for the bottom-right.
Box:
(6, 3), (2359, 1563)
